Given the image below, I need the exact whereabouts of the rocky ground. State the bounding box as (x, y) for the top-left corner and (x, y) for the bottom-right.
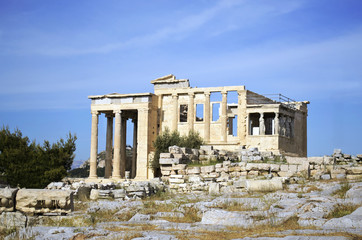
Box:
(3, 179), (361, 240)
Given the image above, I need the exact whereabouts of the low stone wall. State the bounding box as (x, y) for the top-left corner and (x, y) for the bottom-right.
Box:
(160, 146), (362, 193)
(50, 178), (166, 201)
(0, 188), (74, 230)
(0, 188), (73, 216)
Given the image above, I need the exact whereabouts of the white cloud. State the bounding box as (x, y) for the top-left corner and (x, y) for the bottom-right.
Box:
(2, 0), (304, 57)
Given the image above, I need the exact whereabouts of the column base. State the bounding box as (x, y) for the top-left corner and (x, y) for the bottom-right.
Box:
(112, 176), (121, 180)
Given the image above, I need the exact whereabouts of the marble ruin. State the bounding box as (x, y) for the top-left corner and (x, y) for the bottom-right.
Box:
(88, 74), (309, 180)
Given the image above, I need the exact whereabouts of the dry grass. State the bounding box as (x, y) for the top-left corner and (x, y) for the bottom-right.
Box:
(210, 200), (257, 211)
(162, 206), (201, 223)
(305, 185), (322, 193)
(106, 223), (157, 232)
(325, 204), (359, 219)
(333, 181), (351, 198)
(140, 201), (175, 215)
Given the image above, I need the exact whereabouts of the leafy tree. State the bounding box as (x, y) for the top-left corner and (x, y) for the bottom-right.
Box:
(151, 128), (203, 175)
(0, 126), (76, 188)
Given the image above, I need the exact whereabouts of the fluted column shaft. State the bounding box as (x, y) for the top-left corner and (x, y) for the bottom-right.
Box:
(89, 111), (99, 179)
(112, 110), (121, 179)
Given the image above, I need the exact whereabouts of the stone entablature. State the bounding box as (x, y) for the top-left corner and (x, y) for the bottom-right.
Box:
(87, 74), (309, 180)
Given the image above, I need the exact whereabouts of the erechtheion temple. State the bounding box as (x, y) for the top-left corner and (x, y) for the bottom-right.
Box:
(88, 74), (309, 180)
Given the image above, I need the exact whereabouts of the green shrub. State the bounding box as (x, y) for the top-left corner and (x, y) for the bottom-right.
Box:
(150, 128), (203, 175)
(0, 126), (76, 188)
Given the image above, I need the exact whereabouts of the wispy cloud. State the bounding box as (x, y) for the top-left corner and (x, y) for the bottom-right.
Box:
(2, 0), (303, 57)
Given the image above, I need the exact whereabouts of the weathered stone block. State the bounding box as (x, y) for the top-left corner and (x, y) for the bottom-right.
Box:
(173, 153), (185, 160)
(246, 179), (283, 192)
(160, 153), (173, 159)
(345, 166), (362, 174)
(308, 157), (324, 165)
(170, 174), (184, 179)
(229, 166), (241, 172)
(161, 170), (171, 176)
(187, 167), (201, 175)
(233, 179), (247, 188)
(172, 164), (187, 170)
(258, 163), (270, 171)
(188, 175), (202, 183)
(346, 174), (362, 180)
(201, 165), (215, 173)
(247, 170), (259, 176)
(160, 166), (172, 171)
(209, 183), (220, 195)
(246, 163), (258, 171)
(178, 169), (186, 175)
(270, 164), (280, 172)
(169, 145), (181, 154)
(223, 161), (231, 166)
(278, 171), (294, 177)
(331, 169), (346, 179)
(159, 158), (177, 165)
(0, 212), (27, 229)
(280, 165), (288, 172)
(191, 149), (200, 156)
(16, 189), (73, 215)
(0, 188), (18, 212)
(288, 165), (298, 173)
(200, 145), (213, 151)
(113, 189), (126, 199)
(169, 178), (185, 184)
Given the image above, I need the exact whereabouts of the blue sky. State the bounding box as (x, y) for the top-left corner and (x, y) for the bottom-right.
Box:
(1, 0), (361, 165)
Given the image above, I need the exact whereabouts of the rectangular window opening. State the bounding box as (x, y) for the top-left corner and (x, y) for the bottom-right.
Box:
(196, 104), (204, 122)
(264, 113), (275, 135)
(179, 104), (188, 122)
(212, 103), (220, 122)
(227, 116), (238, 136)
(249, 113), (260, 135)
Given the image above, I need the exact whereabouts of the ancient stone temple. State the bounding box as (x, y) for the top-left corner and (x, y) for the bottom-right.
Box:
(88, 74), (309, 180)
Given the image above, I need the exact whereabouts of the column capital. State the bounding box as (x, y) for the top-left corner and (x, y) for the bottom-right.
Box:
(275, 112), (279, 117)
(91, 110), (99, 115)
(188, 92), (195, 97)
(204, 91), (211, 97)
(113, 109), (122, 114)
(172, 93), (178, 98)
(221, 90), (228, 95)
(105, 112), (114, 118)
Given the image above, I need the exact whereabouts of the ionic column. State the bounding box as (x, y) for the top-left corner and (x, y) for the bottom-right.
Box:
(172, 93), (178, 131)
(105, 113), (113, 178)
(89, 110), (99, 179)
(259, 113), (265, 135)
(132, 118), (138, 179)
(188, 92), (195, 131)
(221, 91), (228, 142)
(112, 110), (121, 179)
(120, 115), (127, 178)
(274, 113), (279, 135)
(204, 92), (211, 142)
